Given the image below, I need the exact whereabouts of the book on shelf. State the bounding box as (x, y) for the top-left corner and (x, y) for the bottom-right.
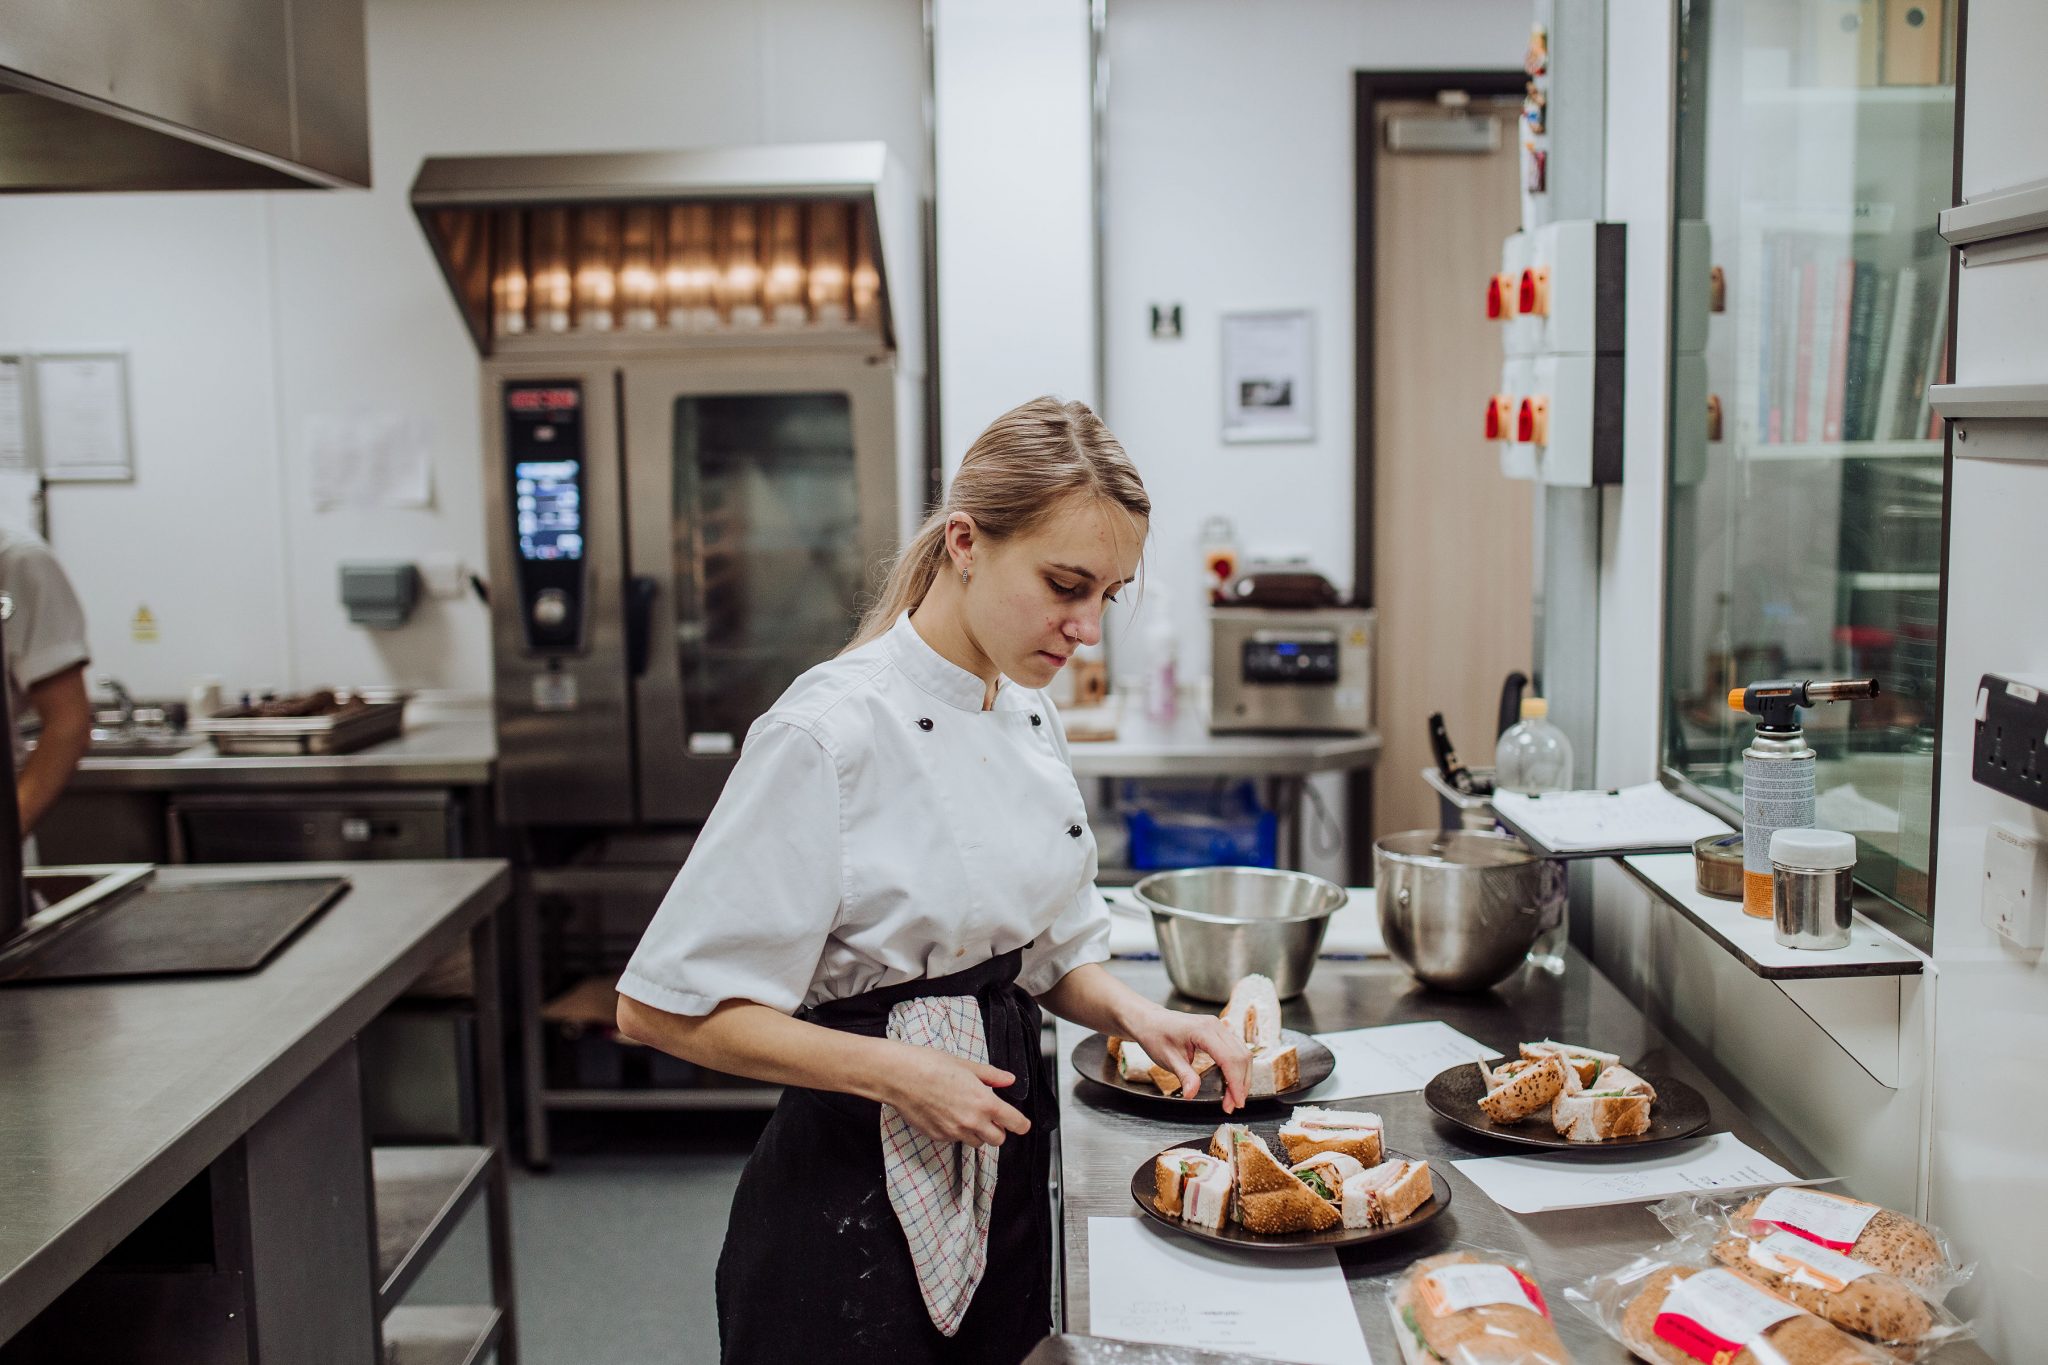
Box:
(1872, 265), (1920, 442)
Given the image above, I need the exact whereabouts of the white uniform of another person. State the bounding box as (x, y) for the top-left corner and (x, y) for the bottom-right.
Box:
(618, 610), (1111, 1364)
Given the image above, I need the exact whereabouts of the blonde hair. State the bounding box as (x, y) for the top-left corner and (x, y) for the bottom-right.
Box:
(846, 396), (1149, 650)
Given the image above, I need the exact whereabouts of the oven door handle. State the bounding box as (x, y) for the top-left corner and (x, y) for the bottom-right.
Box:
(626, 576), (659, 678)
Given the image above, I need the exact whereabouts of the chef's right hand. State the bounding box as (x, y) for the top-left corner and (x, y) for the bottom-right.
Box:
(881, 1043), (1031, 1147)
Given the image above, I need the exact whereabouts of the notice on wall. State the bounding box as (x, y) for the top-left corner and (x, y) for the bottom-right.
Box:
(0, 357), (31, 473)
(1221, 310), (1315, 443)
(306, 413), (436, 511)
(35, 353), (132, 482)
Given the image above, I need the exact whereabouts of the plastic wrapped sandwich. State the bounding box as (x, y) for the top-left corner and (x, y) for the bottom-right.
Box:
(1387, 1249), (1573, 1365)
(1569, 1256), (1908, 1365)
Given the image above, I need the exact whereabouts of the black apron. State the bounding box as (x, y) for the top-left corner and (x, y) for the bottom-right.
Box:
(715, 948), (1058, 1365)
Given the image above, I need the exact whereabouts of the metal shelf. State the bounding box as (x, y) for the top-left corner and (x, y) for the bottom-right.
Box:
(373, 1145), (495, 1316)
(383, 1304), (504, 1365)
(1738, 439), (1941, 462)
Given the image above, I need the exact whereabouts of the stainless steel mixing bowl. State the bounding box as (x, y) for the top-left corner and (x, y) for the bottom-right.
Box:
(1127, 866), (1348, 1002)
(1373, 829), (1564, 992)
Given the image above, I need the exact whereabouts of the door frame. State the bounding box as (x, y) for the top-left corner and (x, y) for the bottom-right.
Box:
(1348, 68), (1527, 879)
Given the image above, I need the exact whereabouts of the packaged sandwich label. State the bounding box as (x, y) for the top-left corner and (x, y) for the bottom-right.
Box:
(1747, 1231), (1877, 1292)
(1752, 1188), (1879, 1252)
(1653, 1269), (1802, 1365)
(1416, 1263), (1549, 1319)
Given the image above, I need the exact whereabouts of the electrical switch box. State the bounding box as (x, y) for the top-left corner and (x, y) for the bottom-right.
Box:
(1489, 220), (1625, 487)
(1983, 822), (2048, 950)
(1974, 673), (2048, 812)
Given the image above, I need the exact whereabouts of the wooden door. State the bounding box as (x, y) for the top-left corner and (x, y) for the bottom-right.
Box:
(1370, 97), (1532, 839)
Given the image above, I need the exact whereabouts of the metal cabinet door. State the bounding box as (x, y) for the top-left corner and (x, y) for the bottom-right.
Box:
(622, 354), (900, 823)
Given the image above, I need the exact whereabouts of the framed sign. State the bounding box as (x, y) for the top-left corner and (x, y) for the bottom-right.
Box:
(35, 352), (133, 482)
(1221, 310), (1314, 443)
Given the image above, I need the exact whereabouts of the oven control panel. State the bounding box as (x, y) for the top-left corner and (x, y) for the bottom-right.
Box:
(1241, 631), (1340, 685)
(504, 380), (587, 652)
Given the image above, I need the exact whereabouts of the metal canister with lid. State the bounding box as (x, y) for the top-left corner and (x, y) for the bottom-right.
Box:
(1769, 827), (1857, 950)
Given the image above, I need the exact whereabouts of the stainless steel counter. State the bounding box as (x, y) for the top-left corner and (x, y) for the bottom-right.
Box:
(1066, 707), (1379, 780)
(68, 714), (497, 791)
(1054, 955), (1991, 1363)
(0, 859), (511, 1342)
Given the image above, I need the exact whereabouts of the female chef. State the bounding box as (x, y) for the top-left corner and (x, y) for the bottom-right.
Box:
(616, 396), (1250, 1364)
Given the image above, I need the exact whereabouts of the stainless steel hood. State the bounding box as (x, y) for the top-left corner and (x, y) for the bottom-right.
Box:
(0, 0), (370, 192)
(409, 142), (917, 360)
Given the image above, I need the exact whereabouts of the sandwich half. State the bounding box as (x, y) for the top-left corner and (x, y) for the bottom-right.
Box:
(1289, 1151), (1364, 1206)
(1477, 1053), (1568, 1123)
(1551, 1089), (1652, 1141)
(1340, 1159), (1433, 1229)
(1521, 1039), (1621, 1087)
(1227, 1127), (1340, 1233)
(1279, 1106), (1385, 1165)
(1153, 1148), (1233, 1230)
(1246, 1041), (1300, 1097)
(1221, 973), (1284, 1049)
(1110, 1035), (1215, 1095)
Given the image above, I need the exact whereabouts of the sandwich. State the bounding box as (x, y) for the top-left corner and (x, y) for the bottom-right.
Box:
(1289, 1151), (1365, 1205)
(1550, 1087), (1652, 1142)
(1521, 1039), (1621, 1087)
(1712, 1229), (1938, 1353)
(1476, 1053), (1568, 1123)
(1153, 1148), (1233, 1230)
(1221, 973), (1284, 1049)
(1109, 1035), (1214, 1096)
(1213, 1123), (1340, 1233)
(1389, 1251), (1570, 1365)
(1618, 1264), (1892, 1365)
(1340, 1158), (1433, 1229)
(1278, 1106), (1385, 1165)
(1246, 1041), (1300, 1096)
(1587, 1063), (1657, 1101)
(1732, 1190), (1951, 1290)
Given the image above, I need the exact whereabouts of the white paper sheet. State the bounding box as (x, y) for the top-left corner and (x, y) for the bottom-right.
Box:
(306, 412), (436, 510)
(1303, 1022), (1502, 1101)
(1491, 781), (1734, 854)
(1088, 1217), (1372, 1364)
(35, 354), (131, 481)
(1450, 1132), (1816, 1214)
(0, 358), (30, 473)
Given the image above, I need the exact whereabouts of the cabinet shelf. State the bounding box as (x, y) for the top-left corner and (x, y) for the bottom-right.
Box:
(1738, 439), (1941, 462)
(1744, 84), (1954, 110)
(382, 1304), (503, 1365)
(373, 1145), (495, 1316)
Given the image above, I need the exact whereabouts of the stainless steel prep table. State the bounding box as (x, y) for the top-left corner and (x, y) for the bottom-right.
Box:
(1054, 955), (1992, 1363)
(66, 713), (497, 792)
(0, 860), (516, 1360)
(1064, 707), (1380, 871)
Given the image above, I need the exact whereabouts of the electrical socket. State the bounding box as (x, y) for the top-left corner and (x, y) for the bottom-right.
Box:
(1973, 674), (2048, 813)
(1983, 822), (2048, 950)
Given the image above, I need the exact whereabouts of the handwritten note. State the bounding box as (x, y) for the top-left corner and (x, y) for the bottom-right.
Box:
(1303, 1022), (1501, 1101)
(1088, 1217), (1372, 1364)
(1451, 1132), (1815, 1214)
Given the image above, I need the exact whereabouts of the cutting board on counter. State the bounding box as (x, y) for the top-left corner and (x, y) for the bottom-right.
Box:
(0, 876), (350, 984)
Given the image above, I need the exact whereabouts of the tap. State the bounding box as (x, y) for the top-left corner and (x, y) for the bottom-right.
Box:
(97, 675), (137, 729)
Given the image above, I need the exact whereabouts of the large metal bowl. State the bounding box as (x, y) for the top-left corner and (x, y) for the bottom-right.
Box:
(1374, 830), (1564, 993)
(1127, 866), (1348, 1002)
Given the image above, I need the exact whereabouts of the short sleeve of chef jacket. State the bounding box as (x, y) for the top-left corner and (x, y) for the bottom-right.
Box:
(616, 720), (842, 1017)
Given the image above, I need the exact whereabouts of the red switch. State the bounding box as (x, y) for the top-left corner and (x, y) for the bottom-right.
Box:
(1485, 274), (1514, 320)
(1517, 396), (1550, 445)
(1484, 395), (1511, 440)
(1518, 266), (1551, 317)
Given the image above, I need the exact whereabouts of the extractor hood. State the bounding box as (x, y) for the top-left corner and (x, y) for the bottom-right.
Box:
(0, 0), (371, 192)
(410, 143), (917, 360)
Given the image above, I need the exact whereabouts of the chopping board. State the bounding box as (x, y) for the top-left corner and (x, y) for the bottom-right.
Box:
(0, 877), (350, 984)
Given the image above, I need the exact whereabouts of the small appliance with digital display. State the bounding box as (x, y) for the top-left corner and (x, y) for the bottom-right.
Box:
(504, 380), (588, 652)
(1210, 606), (1374, 735)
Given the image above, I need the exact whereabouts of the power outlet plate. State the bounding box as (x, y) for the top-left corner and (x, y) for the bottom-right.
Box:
(1974, 674), (2048, 812)
(1983, 823), (2048, 950)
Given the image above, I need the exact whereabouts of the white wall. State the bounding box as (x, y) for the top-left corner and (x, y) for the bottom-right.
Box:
(0, 0), (926, 702)
(933, 0), (1098, 475)
(1098, 0), (1527, 684)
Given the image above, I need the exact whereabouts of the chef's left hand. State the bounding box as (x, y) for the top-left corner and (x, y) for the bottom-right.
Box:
(1129, 1006), (1252, 1112)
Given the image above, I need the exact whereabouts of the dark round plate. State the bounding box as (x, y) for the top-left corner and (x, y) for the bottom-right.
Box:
(1128, 1141), (1450, 1252)
(1422, 1062), (1712, 1150)
(1071, 1030), (1334, 1110)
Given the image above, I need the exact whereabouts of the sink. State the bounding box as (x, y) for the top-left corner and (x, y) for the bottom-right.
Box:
(86, 729), (200, 758)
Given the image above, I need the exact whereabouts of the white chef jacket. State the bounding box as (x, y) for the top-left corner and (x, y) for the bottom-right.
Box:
(618, 611), (1112, 1017)
(0, 526), (90, 768)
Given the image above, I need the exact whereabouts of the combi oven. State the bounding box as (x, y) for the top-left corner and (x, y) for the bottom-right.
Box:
(413, 145), (923, 825)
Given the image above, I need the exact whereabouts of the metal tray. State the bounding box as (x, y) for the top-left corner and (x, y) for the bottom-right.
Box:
(192, 700), (406, 756)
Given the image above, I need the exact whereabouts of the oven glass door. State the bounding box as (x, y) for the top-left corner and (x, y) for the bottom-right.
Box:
(625, 361), (899, 822)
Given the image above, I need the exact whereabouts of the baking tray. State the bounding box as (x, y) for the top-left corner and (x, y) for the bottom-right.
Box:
(192, 700), (406, 756)
(0, 876), (350, 983)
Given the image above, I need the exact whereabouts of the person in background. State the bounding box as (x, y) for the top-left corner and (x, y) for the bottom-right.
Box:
(0, 526), (92, 837)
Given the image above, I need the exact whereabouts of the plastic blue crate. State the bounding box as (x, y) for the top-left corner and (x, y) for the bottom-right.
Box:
(1123, 780), (1277, 870)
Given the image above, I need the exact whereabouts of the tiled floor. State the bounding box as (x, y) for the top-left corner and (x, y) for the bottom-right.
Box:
(406, 1112), (767, 1365)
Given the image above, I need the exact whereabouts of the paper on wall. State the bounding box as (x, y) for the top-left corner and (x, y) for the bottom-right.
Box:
(1088, 1217), (1372, 1364)
(0, 359), (29, 473)
(306, 412), (435, 510)
(1450, 1132), (1815, 1214)
(1303, 1021), (1502, 1101)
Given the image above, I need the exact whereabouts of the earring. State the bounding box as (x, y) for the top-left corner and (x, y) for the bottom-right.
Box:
(961, 568), (970, 586)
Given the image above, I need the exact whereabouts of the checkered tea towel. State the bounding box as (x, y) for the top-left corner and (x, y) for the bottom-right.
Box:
(882, 993), (1000, 1336)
